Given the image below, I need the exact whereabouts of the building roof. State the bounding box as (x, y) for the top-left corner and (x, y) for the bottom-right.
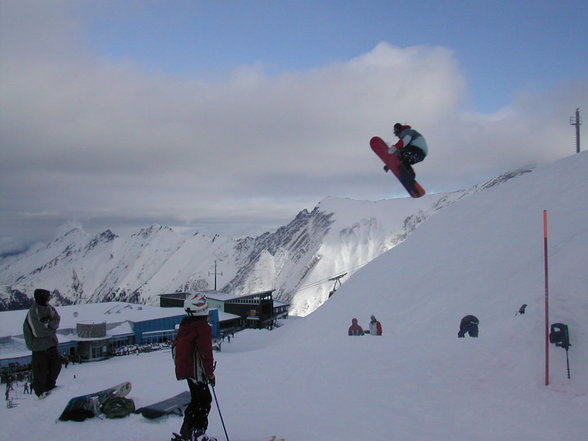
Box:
(1, 302), (240, 359)
(0, 302), (186, 338)
(0, 302), (241, 340)
(160, 289), (278, 303)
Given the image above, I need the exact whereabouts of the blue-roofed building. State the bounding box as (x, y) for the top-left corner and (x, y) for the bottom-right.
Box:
(0, 302), (211, 371)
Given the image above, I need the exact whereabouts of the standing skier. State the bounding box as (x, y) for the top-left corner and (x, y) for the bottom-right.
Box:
(388, 122), (428, 178)
(173, 293), (216, 441)
(23, 288), (62, 398)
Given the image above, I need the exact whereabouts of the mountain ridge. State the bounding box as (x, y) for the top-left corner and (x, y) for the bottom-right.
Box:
(0, 167), (532, 314)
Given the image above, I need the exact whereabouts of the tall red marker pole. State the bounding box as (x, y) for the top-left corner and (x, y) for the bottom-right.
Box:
(544, 210), (550, 386)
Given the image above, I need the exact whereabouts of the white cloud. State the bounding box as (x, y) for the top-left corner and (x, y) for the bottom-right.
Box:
(0, 2), (586, 254)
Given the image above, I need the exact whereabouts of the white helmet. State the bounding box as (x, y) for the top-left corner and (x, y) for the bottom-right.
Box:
(184, 292), (209, 316)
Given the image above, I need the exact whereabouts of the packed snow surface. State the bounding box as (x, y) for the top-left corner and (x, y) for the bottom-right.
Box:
(2, 152), (587, 440)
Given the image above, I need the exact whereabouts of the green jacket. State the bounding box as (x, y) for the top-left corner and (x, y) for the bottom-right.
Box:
(23, 304), (60, 352)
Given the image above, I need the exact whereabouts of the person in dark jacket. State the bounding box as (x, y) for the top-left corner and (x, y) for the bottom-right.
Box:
(23, 288), (61, 397)
(348, 318), (365, 336)
(458, 315), (479, 338)
(173, 293), (216, 441)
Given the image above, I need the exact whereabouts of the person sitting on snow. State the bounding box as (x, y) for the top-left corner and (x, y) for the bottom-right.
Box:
(368, 315), (383, 336)
(348, 318), (365, 336)
(458, 315), (479, 338)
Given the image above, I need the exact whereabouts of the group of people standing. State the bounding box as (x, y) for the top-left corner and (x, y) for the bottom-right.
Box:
(348, 315), (383, 336)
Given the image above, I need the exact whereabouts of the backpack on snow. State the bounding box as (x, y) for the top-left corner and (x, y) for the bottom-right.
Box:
(101, 396), (136, 418)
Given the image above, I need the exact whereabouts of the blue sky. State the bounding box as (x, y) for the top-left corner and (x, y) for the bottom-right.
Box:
(84, 0), (587, 113)
(1, 0), (587, 254)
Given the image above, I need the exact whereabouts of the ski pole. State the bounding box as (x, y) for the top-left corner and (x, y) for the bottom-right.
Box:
(211, 383), (230, 441)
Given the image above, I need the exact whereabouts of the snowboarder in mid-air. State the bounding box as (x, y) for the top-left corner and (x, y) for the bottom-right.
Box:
(172, 293), (217, 441)
(387, 122), (429, 178)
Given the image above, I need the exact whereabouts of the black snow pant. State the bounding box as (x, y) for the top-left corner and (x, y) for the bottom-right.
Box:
(458, 323), (479, 338)
(397, 146), (426, 178)
(31, 346), (62, 396)
(180, 380), (212, 438)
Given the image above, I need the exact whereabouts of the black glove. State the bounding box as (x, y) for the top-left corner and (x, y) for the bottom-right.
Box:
(207, 375), (216, 387)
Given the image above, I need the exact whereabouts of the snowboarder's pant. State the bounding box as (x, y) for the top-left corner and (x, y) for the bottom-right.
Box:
(31, 346), (61, 396)
(397, 146), (426, 165)
(181, 380), (212, 436)
(397, 146), (426, 177)
(458, 323), (479, 338)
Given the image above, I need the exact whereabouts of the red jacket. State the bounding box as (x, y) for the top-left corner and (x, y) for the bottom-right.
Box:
(174, 316), (214, 382)
(348, 318), (365, 336)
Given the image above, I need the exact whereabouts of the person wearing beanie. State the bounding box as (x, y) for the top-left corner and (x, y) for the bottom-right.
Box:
(22, 289), (61, 398)
(172, 293), (216, 441)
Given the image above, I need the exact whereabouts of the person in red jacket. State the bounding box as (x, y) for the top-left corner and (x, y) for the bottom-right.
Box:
(348, 318), (365, 336)
(173, 293), (216, 441)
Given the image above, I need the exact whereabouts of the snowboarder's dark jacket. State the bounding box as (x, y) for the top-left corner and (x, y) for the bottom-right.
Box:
(460, 315), (479, 328)
(23, 303), (60, 352)
(173, 316), (215, 382)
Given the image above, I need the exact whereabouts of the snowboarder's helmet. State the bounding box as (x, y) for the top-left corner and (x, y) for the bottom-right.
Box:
(393, 123), (403, 136)
(184, 292), (209, 316)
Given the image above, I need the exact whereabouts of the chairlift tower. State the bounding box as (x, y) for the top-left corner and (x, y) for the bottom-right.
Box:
(328, 273), (347, 298)
(570, 108), (582, 153)
(209, 260), (223, 291)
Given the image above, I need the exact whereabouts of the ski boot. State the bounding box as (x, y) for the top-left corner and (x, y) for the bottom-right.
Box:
(171, 431), (217, 441)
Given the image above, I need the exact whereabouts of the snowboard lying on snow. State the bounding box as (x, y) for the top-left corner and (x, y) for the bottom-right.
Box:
(137, 391), (191, 419)
(58, 381), (132, 421)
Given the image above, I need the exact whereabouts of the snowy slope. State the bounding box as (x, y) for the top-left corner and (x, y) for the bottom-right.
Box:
(2, 153), (587, 441)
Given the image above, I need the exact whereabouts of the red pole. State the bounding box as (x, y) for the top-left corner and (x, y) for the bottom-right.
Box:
(544, 210), (550, 386)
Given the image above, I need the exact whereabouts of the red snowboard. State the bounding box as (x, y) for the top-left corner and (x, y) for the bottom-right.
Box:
(370, 136), (426, 198)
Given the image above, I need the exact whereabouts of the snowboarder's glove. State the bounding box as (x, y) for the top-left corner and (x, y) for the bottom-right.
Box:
(207, 375), (216, 387)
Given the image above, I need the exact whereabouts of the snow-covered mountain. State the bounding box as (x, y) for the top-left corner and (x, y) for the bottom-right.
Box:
(2, 153), (587, 441)
(0, 168), (531, 315)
